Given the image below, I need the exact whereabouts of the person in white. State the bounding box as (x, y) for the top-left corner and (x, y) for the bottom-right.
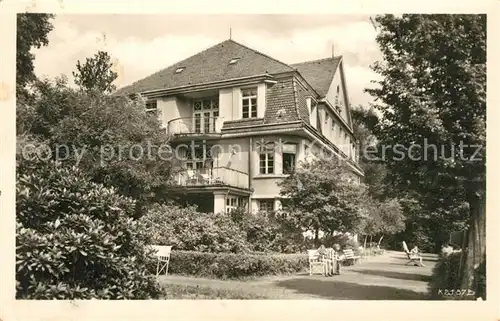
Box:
(410, 245), (425, 267)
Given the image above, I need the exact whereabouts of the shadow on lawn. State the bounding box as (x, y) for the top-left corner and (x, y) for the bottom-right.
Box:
(353, 269), (432, 282)
(275, 278), (428, 300)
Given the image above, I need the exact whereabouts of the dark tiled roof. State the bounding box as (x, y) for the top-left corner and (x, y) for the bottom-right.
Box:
(294, 79), (311, 124)
(264, 77), (299, 124)
(115, 39), (295, 95)
(291, 57), (341, 97)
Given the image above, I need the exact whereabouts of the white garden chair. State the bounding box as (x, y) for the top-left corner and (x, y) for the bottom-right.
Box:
(151, 245), (172, 276)
(308, 249), (327, 276)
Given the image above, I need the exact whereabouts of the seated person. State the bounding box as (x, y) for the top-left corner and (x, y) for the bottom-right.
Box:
(410, 245), (426, 267)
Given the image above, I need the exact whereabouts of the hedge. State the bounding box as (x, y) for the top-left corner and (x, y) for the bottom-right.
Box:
(166, 251), (308, 279)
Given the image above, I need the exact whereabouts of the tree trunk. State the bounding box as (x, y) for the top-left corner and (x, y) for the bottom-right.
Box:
(378, 235), (384, 246)
(363, 235), (368, 250)
(459, 190), (486, 299)
(314, 226), (320, 247)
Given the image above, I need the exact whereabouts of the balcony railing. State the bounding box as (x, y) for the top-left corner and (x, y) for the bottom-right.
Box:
(167, 117), (222, 136)
(173, 167), (249, 190)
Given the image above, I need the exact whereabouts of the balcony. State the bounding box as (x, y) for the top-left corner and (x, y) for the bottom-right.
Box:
(167, 116), (223, 138)
(173, 167), (249, 190)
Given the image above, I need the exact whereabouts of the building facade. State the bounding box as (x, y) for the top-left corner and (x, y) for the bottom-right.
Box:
(117, 39), (364, 214)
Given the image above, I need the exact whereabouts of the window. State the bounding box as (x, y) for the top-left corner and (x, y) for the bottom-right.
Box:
(184, 141), (213, 170)
(193, 98), (219, 133)
(258, 199), (274, 213)
(242, 88), (258, 118)
(282, 143), (297, 174)
(226, 196), (247, 212)
(229, 57), (240, 64)
(175, 67), (185, 73)
(145, 100), (157, 112)
(331, 120), (336, 138)
(258, 142), (274, 174)
(335, 85), (340, 106)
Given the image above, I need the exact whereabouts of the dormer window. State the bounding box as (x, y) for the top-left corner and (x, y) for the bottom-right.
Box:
(229, 57), (240, 64)
(175, 67), (185, 74)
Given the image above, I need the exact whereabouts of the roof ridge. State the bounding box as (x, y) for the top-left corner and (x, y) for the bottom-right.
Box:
(291, 56), (342, 66)
(228, 39), (295, 72)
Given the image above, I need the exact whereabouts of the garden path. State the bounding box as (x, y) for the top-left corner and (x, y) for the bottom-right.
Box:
(158, 250), (438, 299)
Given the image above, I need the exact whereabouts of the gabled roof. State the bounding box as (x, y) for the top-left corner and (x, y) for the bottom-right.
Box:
(115, 39), (295, 95)
(291, 57), (341, 97)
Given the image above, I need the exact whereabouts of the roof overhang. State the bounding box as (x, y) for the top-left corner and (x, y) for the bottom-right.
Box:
(125, 74), (276, 99)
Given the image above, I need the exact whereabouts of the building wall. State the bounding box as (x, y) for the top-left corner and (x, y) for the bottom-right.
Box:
(325, 63), (349, 123)
(213, 138), (250, 174)
(157, 96), (192, 129)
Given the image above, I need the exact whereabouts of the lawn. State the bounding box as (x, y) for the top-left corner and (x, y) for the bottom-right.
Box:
(158, 250), (437, 300)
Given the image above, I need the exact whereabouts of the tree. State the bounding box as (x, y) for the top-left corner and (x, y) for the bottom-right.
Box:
(17, 77), (176, 217)
(367, 14), (486, 296)
(16, 13), (54, 99)
(73, 51), (118, 93)
(16, 138), (162, 299)
(278, 158), (368, 246)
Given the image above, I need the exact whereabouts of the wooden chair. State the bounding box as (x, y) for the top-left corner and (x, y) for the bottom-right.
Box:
(151, 245), (172, 276)
(308, 250), (327, 276)
(342, 249), (361, 266)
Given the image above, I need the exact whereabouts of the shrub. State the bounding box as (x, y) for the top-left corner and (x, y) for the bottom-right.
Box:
(429, 251), (462, 300)
(16, 150), (162, 299)
(241, 212), (305, 253)
(142, 204), (249, 253)
(168, 251), (308, 279)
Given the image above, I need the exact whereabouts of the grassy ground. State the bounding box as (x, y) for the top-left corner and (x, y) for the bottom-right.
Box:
(159, 250), (438, 299)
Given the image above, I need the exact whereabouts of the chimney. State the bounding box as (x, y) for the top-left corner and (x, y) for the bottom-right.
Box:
(331, 44), (335, 57)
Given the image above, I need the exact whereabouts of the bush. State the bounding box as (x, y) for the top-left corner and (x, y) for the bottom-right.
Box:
(167, 251), (308, 279)
(429, 251), (462, 300)
(142, 204), (249, 253)
(241, 211), (306, 253)
(16, 150), (162, 299)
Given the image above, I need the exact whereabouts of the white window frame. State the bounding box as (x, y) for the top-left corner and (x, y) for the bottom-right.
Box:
(258, 142), (275, 174)
(226, 196), (247, 212)
(241, 87), (258, 119)
(192, 98), (219, 133)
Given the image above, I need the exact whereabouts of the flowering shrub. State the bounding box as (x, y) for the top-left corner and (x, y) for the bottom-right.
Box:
(16, 152), (162, 299)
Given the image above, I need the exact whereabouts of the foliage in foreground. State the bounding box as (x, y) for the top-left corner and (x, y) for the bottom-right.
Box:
(167, 251), (308, 279)
(16, 144), (162, 299)
(17, 77), (175, 218)
(429, 250), (485, 300)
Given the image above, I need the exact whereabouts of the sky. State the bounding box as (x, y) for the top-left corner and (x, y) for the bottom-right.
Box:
(33, 14), (383, 107)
